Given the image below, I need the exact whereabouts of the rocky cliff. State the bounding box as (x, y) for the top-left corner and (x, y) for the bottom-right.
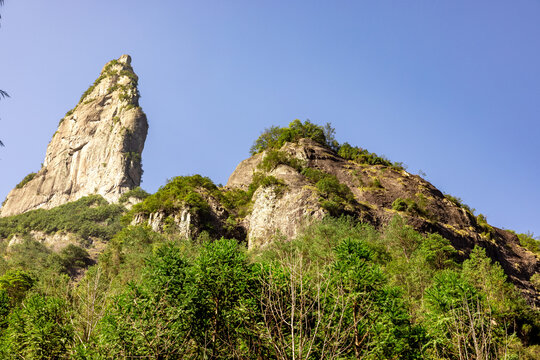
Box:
(0, 55), (148, 217)
(233, 139), (539, 300)
(131, 137), (538, 303)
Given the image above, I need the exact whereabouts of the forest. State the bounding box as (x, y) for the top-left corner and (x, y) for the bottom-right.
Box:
(0, 200), (538, 359)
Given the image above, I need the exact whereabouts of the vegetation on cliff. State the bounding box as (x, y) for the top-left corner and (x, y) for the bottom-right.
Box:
(251, 119), (404, 171)
(0, 217), (537, 358)
(0, 195), (124, 242)
(0, 120), (538, 358)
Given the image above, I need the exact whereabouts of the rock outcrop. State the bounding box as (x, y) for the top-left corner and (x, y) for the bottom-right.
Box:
(0, 55), (148, 217)
(224, 139), (539, 303)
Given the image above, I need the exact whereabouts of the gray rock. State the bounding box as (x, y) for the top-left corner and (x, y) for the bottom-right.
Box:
(0, 55), (148, 217)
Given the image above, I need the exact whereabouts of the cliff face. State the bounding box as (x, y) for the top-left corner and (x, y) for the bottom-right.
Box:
(223, 139), (539, 302)
(0, 55), (148, 217)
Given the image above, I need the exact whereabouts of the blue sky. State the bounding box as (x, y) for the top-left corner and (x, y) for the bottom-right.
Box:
(0, 1), (539, 236)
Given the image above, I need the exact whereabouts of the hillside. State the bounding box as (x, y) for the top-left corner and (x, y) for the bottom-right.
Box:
(130, 121), (539, 305)
(0, 67), (538, 358)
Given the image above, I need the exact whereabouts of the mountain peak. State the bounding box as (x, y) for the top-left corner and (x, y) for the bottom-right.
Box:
(118, 54), (131, 64)
(0, 56), (148, 217)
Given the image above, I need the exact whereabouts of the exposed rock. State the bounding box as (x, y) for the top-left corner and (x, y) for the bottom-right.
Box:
(131, 189), (239, 240)
(121, 196), (144, 211)
(226, 152), (264, 189)
(7, 230), (80, 254)
(226, 138), (539, 304)
(0, 55), (148, 217)
(247, 178), (325, 248)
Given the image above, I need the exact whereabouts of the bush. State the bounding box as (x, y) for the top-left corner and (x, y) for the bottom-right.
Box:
(392, 198), (408, 211)
(15, 173), (36, 189)
(118, 187), (150, 204)
(301, 167), (355, 216)
(475, 213), (494, 238)
(444, 194), (474, 213)
(517, 232), (540, 256)
(131, 175), (219, 216)
(250, 119), (334, 154)
(2, 294), (73, 358)
(392, 198), (426, 216)
(0, 195), (124, 242)
(250, 173), (287, 197)
(338, 142), (404, 170)
(0, 270), (35, 306)
(258, 150), (303, 172)
(58, 244), (93, 276)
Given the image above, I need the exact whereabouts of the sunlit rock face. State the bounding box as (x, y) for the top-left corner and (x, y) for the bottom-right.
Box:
(0, 55), (148, 217)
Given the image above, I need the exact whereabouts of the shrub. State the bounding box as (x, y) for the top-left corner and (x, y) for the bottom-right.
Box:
(3, 294), (73, 358)
(0, 195), (124, 242)
(0, 270), (35, 306)
(132, 175), (219, 216)
(123, 151), (141, 163)
(369, 177), (383, 189)
(301, 167), (355, 216)
(258, 150), (303, 172)
(338, 142), (404, 170)
(392, 198), (408, 212)
(517, 232), (540, 256)
(392, 198), (425, 216)
(58, 244), (93, 276)
(250, 173), (287, 198)
(444, 194), (474, 213)
(250, 120), (334, 154)
(15, 172), (36, 189)
(129, 176), (226, 235)
(300, 167), (327, 183)
(118, 187), (150, 204)
(475, 214), (494, 239)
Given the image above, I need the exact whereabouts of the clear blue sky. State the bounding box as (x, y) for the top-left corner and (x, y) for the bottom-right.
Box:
(1, 1), (539, 236)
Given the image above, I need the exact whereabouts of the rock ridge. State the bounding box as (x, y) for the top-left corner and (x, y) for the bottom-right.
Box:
(0, 55), (148, 217)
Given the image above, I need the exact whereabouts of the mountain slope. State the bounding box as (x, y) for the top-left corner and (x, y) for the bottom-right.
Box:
(131, 126), (539, 304)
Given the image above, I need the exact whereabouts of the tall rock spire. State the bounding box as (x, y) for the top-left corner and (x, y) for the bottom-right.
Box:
(0, 55), (148, 217)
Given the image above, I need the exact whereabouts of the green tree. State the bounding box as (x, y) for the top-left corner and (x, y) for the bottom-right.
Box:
(462, 246), (540, 347)
(98, 244), (194, 359)
(191, 238), (257, 359)
(423, 270), (503, 359)
(2, 294), (73, 359)
(0, 269), (35, 306)
(331, 238), (424, 359)
(0, 289), (9, 329)
(250, 119), (333, 154)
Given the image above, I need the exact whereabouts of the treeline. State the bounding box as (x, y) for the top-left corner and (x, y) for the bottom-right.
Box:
(0, 216), (537, 359)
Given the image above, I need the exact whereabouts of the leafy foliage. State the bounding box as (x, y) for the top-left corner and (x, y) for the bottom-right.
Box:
(338, 142), (405, 170)
(0, 270), (35, 306)
(301, 167), (356, 216)
(250, 119), (334, 154)
(2, 294), (73, 359)
(15, 172), (36, 189)
(517, 232), (540, 256)
(118, 186), (150, 204)
(131, 175), (219, 217)
(392, 197), (426, 216)
(258, 149), (303, 172)
(0, 195), (124, 242)
(444, 193), (475, 214)
(0, 208), (536, 358)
